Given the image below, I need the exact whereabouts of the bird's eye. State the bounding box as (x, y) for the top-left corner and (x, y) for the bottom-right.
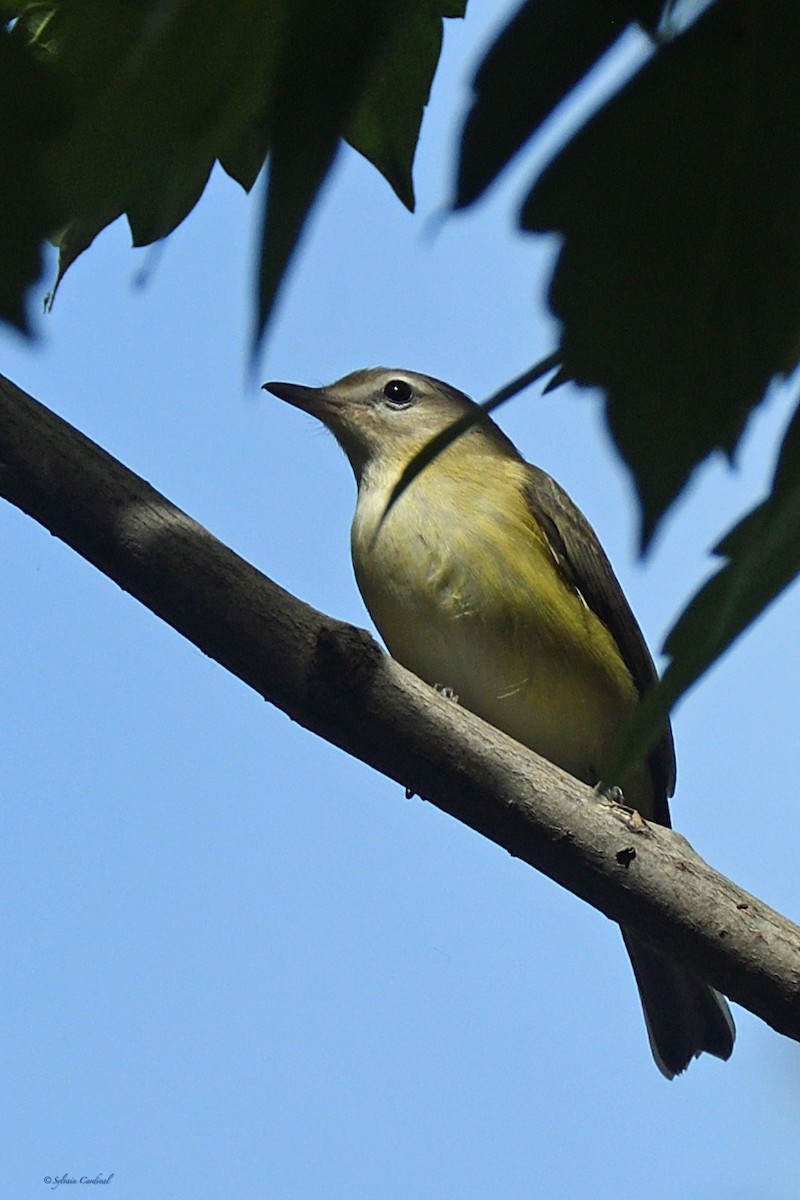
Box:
(382, 379), (414, 409)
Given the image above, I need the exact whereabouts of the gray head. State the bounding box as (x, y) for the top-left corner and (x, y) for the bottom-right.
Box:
(264, 367), (519, 481)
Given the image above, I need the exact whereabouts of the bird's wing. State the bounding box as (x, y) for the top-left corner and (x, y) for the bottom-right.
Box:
(521, 464), (676, 818)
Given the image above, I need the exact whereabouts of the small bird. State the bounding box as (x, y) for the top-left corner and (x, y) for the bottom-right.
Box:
(265, 366), (735, 1077)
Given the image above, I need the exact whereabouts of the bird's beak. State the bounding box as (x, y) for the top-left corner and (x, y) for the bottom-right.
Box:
(263, 380), (341, 421)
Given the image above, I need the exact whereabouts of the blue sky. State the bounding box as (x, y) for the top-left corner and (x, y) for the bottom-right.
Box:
(3, 3), (800, 1197)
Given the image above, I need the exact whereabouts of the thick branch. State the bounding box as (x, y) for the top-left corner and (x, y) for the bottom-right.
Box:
(1, 372), (799, 1042)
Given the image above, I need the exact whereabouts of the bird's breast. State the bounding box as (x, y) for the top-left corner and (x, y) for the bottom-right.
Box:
(350, 464), (642, 794)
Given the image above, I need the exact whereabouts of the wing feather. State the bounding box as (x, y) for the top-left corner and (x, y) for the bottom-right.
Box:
(521, 464), (676, 822)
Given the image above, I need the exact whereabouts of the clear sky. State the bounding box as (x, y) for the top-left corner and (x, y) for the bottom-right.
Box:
(3, 4), (800, 1198)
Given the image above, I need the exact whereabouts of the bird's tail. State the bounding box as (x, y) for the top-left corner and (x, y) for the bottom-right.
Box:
(621, 928), (735, 1078)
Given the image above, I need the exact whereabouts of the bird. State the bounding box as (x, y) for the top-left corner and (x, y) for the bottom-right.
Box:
(264, 366), (735, 1077)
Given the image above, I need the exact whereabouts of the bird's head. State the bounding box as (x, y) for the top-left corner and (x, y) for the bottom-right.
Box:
(264, 367), (515, 482)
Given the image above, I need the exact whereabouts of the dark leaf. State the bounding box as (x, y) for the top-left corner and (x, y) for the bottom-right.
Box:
(255, 0), (435, 350)
(347, 0), (464, 211)
(6, 0), (454, 334)
(610, 389), (800, 783)
(31, 0), (281, 291)
(0, 24), (67, 330)
(455, 0), (665, 209)
(523, 0), (800, 544)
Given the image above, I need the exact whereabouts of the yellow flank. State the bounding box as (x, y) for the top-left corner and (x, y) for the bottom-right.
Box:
(351, 441), (651, 815)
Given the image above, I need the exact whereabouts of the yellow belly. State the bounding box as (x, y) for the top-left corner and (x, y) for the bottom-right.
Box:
(351, 462), (654, 816)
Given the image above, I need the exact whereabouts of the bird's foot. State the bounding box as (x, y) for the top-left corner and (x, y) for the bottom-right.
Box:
(593, 783), (647, 829)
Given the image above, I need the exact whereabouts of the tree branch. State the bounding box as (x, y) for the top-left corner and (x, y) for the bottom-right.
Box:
(2, 371), (799, 1043)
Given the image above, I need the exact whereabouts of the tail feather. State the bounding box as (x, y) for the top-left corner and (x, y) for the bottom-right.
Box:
(621, 928), (735, 1079)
